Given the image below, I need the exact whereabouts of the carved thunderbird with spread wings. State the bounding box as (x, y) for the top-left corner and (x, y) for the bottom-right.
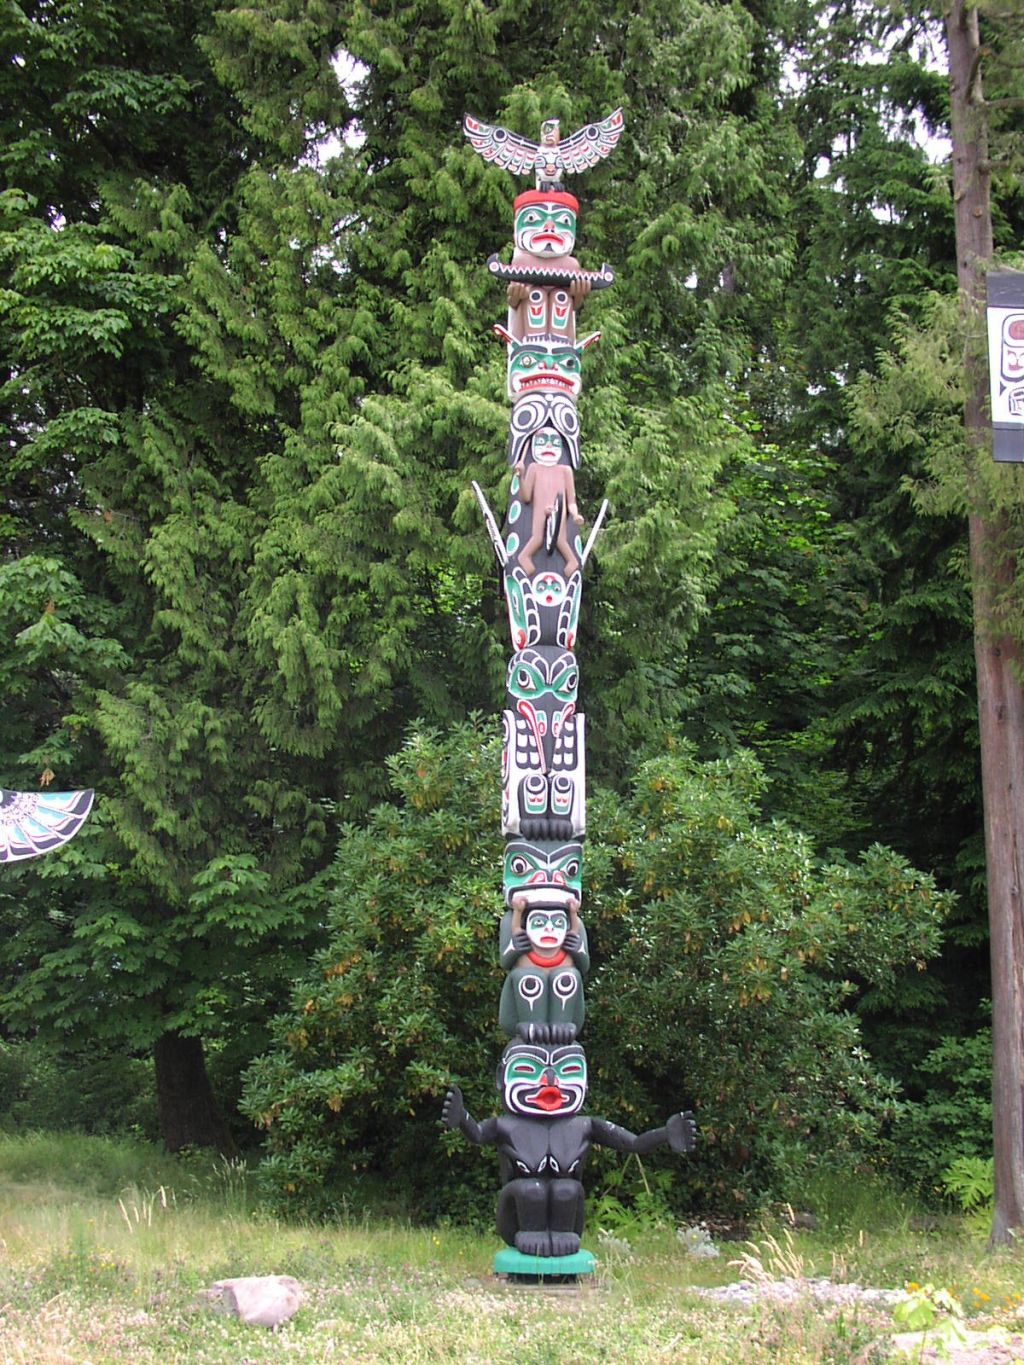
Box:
(463, 109), (624, 190)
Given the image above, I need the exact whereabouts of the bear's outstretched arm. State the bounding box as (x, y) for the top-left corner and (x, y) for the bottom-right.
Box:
(442, 1085), (499, 1146)
(588, 1111), (697, 1155)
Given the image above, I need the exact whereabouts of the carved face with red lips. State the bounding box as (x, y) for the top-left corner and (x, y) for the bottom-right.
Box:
(499, 1042), (588, 1117)
(514, 202), (577, 258)
(524, 907), (569, 954)
(512, 189), (578, 260)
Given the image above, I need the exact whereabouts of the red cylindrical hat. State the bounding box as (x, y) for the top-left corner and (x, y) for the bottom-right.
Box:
(513, 189), (579, 213)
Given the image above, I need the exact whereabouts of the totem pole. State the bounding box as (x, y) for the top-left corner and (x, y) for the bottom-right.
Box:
(445, 108), (696, 1280)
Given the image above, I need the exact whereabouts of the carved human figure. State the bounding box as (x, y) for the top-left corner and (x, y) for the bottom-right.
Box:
(511, 191), (579, 267)
(505, 190), (591, 335)
(498, 894), (589, 1036)
(514, 429), (581, 577)
(442, 1040), (696, 1257)
(508, 393), (580, 470)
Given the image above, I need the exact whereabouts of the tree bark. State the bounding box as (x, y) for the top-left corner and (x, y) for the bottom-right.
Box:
(946, 0), (1024, 1245)
(154, 1031), (236, 1155)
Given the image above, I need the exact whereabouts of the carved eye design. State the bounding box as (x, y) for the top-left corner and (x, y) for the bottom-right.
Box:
(508, 855), (530, 877)
(553, 973), (579, 1002)
(550, 655), (578, 700)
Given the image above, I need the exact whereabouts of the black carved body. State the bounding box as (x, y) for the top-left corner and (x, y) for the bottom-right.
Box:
(482, 1113), (671, 1256)
(442, 1080), (696, 1257)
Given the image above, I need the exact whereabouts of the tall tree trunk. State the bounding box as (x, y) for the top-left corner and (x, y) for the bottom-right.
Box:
(946, 0), (1024, 1244)
(154, 1031), (235, 1155)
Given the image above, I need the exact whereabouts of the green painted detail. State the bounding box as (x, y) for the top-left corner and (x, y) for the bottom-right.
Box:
(493, 1247), (596, 1276)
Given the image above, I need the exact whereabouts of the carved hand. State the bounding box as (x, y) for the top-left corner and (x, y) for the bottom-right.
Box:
(442, 1085), (467, 1131)
(511, 929), (531, 953)
(563, 930), (583, 954)
(666, 1111), (697, 1154)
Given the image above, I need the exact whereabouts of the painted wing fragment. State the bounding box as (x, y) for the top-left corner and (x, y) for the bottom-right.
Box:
(558, 108), (625, 174)
(0, 788), (95, 862)
(463, 114), (540, 175)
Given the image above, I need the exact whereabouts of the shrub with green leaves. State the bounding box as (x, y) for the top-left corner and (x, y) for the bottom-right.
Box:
(890, 1026), (993, 1196)
(241, 722), (950, 1218)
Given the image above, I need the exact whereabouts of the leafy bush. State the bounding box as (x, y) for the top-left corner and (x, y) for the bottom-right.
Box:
(0, 1036), (159, 1140)
(942, 1155), (993, 1219)
(889, 1026), (992, 1195)
(241, 722), (950, 1218)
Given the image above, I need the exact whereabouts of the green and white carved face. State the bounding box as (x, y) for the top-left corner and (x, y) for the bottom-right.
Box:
(506, 648), (578, 706)
(524, 907), (569, 953)
(500, 1043), (587, 1117)
(514, 201), (577, 257)
(508, 341), (582, 399)
(531, 429), (564, 465)
(504, 841), (582, 904)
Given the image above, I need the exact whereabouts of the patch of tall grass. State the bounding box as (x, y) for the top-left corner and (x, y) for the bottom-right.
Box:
(0, 1133), (1021, 1364)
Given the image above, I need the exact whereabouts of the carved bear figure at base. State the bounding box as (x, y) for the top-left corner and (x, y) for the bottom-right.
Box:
(442, 1039), (696, 1257)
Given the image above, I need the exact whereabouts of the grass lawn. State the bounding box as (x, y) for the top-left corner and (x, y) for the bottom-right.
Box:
(0, 1133), (1021, 1363)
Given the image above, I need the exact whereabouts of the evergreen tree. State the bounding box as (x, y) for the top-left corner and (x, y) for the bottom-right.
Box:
(0, 0), (352, 1147)
(0, 0), (805, 1146)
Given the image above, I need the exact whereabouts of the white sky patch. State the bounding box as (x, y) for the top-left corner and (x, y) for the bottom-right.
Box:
(304, 49), (369, 168)
(783, 9), (951, 171)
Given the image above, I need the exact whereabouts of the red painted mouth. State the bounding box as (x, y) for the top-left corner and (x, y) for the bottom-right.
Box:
(528, 1086), (565, 1112)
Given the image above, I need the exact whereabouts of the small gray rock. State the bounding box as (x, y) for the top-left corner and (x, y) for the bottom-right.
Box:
(208, 1275), (303, 1328)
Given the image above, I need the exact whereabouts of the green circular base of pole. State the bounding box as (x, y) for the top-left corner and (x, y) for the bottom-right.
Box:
(493, 1247), (596, 1278)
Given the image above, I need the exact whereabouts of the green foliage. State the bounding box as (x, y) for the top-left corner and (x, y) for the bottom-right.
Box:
(0, 1037), (158, 1141)
(589, 1157), (677, 1236)
(0, 0), (807, 1146)
(891, 1026), (993, 1195)
(942, 1156), (994, 1218)
(892, 1283), (967, 1344)
(241, 722), (949, 1217)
